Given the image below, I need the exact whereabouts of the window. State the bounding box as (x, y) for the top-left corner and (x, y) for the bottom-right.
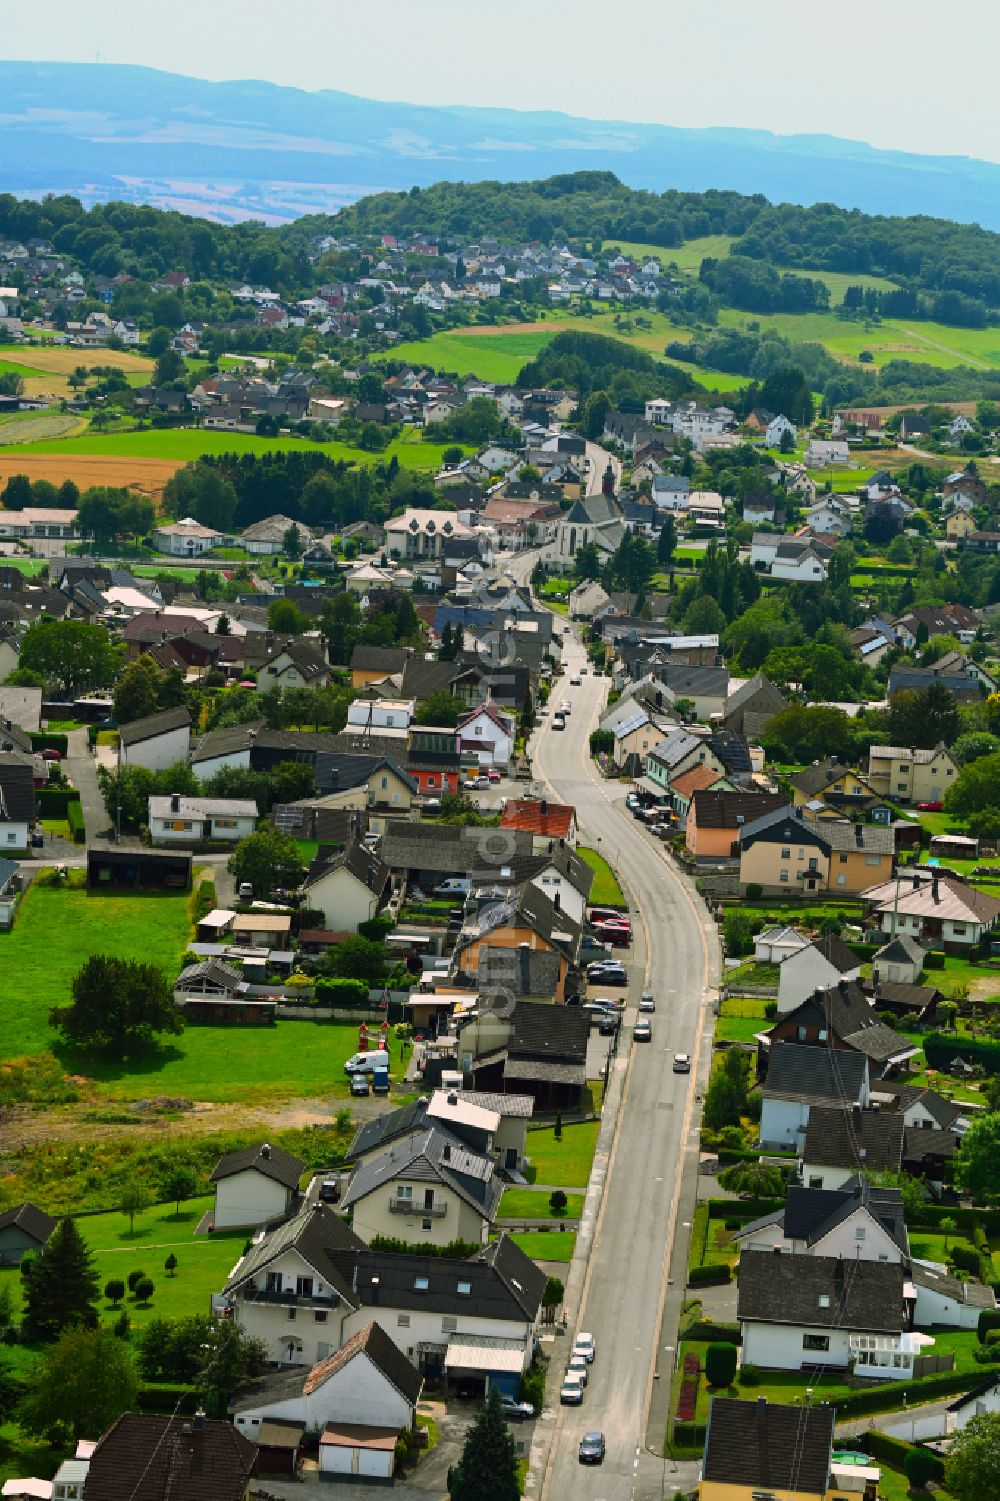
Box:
(214, 818), (237, 829)
(422, 1219), (432, 1231)
(315, 1310), (328, 1323)
(953, 924), (967, 935)
(817, 1029), (828, 1042)
(809, 1177), (823, 1188)
(803, 1334), (830, 1351)
(397, 1186), (412, 1200)
(296, 1277), (313, 1297)
(855, 1227), (866, 1241)
(414, 1276), (429, 1291)
(837, 874), (846, 886)
(475, 725), (483, 736)
(865, 854), (881, 866)
(839, 853), (848, 864)
(781, 848), (790, 860)
(398, 1314), (410, 1328)
(442, 1316), (458, 1332)
(780, 870), (789, 883)
(457, 1280), (472, 1296)
(797, 1026), (809, 1042)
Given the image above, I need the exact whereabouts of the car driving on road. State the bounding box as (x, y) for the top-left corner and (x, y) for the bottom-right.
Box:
(639, 993), (655, 1012)
(673, 1052), (691, 1073)
(634, 1019), (652, 1042)
(578, 1432), (605, 1465)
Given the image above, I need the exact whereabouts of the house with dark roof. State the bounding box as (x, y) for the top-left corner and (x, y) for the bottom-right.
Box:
(776, 936), (862, 1015)
(910, 1260), (996, 1331)
(380, 821), (535, 886)
(85, 1413), (256, 1501)
(210, 1141), (305, 1229)
(759, 1043), (869, 1149)
(739, 806), (894, 899)
(256, 638), (332, 694)
(118, 704), (191, 772)
(301, 839), (390, 934)
(0, 1202), (56, 1265)
(685, 789), (785, 861)
(737, 1250), (916, 1378)
(800, 1104), (904, 1190)
(453, 995), (591, 1110)
(0, 754), (36, 848)
(722, 672), (787, 738)
(872, 935), (926, 987)
(343, 1126), (503, 1249)
(788, 758), (885, 815)
(700, 1397), (837, 1501)
(230, 1320), (423, 1465)
(350, 643), (410, 689)
(735, 1179), (909, 1263)
(452, 885), (581, 1001)
(762, 980), (916, 1081)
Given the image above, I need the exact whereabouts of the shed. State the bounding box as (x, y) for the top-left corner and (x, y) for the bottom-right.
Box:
(0, 1202), (56, 1266)
(231, 912), (293, 948)
(196, 908), (236, 940)
(87, 848), (193, 891)
(319, 1424), (398, 1482)
(253, 1420), (305, 1478)
(930, 834), (980, 861)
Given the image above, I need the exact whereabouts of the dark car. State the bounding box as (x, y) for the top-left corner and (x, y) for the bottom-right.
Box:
(579, 1432), (606, 1465)
(319, 1178), (340, 1203)
(598, 1014), (618, 1037)
(350, 1074), (370, 1096)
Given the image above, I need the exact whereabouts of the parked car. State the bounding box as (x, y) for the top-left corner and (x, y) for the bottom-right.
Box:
(587, 960), (627, 982)
(589, 906), (629, 927)
(238, 882), (253, 900)
(499, 1396), (535, 1422)
(40, 748), (61, 762)
(578, 1432), (605, 1465)
(319, 1178), (340, 1202)
(423, 797), (442, 812)
(573, 1333), (596, 1364)
(466, 775), (490, 789)
(672, 1052), (691, 1073)
(487, 769), (502, 783)
(917, 801), (943, 812)
(598, 1014), (618, 1037)
(639, 993), (656, 1012)
(634, 1020), (652, 1042)
(350, 1074), (370, 1096)
(434, 878), (471, 897)
(566, 1355), (589, 1386)
(595, 923), (630, 948)
(560, 1372), (585, 1405)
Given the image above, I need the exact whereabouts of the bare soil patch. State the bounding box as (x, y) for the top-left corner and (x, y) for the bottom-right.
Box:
(0, 452), (182, 499)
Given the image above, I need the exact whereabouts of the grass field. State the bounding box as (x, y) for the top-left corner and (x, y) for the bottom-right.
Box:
(0, 425), (459, 473)
(389, 328), (556, 383)
(715, 997), (771, 1045)
(0, 411), (83, 445)
(507, 1230), (576, 1262)
(577, 846), (627, 909)
(525, 1121), (600, 1188)
(498, 1189), (585, 1220)
(0, 876), (370, 1103)
(606, 236), (900, 298)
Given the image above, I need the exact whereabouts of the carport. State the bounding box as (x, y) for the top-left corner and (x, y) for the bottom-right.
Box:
(445, 1334), (527, 1398)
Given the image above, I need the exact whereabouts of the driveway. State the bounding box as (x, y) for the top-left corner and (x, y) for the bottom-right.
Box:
(63, 727), (113, 842)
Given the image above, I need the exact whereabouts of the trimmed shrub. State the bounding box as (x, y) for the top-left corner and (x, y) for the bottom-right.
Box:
(924, 950), (946, 969)
(737, 1364), (759, 1387)
(979, 1310), (1000, 1341)
(905, 1447), (941, 1490)
(36, 787), (81, 818)
(66, 799), (85, 844)
(30, 732), (68, 756)
(705, 1342), (738, 1389)
(670, 1422), (707, 1449)
(687, 1321), (741, 1345)
(314, 977), (370, 1008)
(688, 1264), (731, 1286)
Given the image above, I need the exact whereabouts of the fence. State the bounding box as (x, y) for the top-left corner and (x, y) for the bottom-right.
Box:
(912, 1351), (956, 1378)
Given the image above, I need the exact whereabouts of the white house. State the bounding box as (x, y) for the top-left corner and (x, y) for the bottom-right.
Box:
(301, 843), (390, 934)
(735, 1181), (909, 1264)
(754, 925), (809, 965)
(804, 439), (850, 469)
(799, 1104), (903, 1191)
(804, 496), (852, 536)
(342, 1127), (502, 1250)
(240, 515), (304, 555)
(345, 697), (414, 735)
(457, 703), (516, 768)
(947, 1374), (1000, 1434)
(765, 414), (797, 448)
(152, 518), (223, 556)
(385, 509), (473, 561)
(738, 1250), (922, 1380)
(118, 706), (192, 773)
(777, 934), (862, 1014)
(256, 639), (332, 694)
(231, 1320), (423, 1459)
(911, 1261), (995, 1331)
(759, 1045), (869, 1149)
(210, 1141), (305, 1230)
(148, 794), (257, 844)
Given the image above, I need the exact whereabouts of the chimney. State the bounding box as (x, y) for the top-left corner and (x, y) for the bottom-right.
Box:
(261, 1142), (271, 1159)
(540, 798), (548, 816)
(852, 1103), (862, 1124)
(553, 892), (561, 911)
(447, 1091), (458, 1105)
(932, 874), (940, 903)
(192, 1409), (205, 1433)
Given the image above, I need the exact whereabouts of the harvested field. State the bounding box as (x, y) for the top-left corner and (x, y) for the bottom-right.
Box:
(0, 344), (154, 377)
(0, 413), (84, 445)
(0, 451), (182, 500)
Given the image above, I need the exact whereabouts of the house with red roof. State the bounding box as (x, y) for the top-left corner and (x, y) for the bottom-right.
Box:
(499, 797), (576, 851)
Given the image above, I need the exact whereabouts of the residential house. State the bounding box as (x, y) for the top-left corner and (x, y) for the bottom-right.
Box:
(240, 514), (305, 555)
(82, 1414), (256, 1501)
(343, 1128), (502, 1249)
(699, 1397), (844, 1501)
(152, 518), (223, 556)
(460, 997), (590, 1110)
(946, 509), (978, 541)
(667, 764), (732, 828)
(256, 639), (332, 694)
(947, 1373), (1000, 1434)
(804, 439), (850, 468)
(872, 936), (926, 986)
(737, 806), (894, 897)
(612, 706), (672, 774)
(656, 664), (730, 721)
(804, 496), (852, 536)
(685, 790), (785, 861)
(0, 1203), (56, 1266)
(887, 662), (984, 706)
(349, 644), (410, 689)
(777, 935), (862, 1015)
(568, 580), (611, 620)
(737, 1251), (917, 1380)
(210, 1141), (305, 1229)
(499, 798), (576, 851)
(452, 887), (580, 1003)
(0, 756), (36, 850)
(349, 1091), (532, 1177)
(866, 743), (958, 805)
(759, 1043), (869, 1148)
(722, 673), (787, 739)
(646, 728), (726, 795)
(230, 1322), (423, 1481)
(860, 869), (1000, 953)
(787, 759), (883, 815)
(301, 841), (390, 934)
(735, 1180), (908, 1264)
(380, 822), (534, 892)
(754, 925), (810, 964)
(765, 414), (797, 448)
(799, 1104), (904, 1190)
(910, 1262), (995, 1331)
(763, 980), (917, 1079)
(457, 703), (516, 769)
(385, 509), (473, 560)
(118, 706), (192, 773)
(148, 794), (256, 845)
(894, 605), (980, 648)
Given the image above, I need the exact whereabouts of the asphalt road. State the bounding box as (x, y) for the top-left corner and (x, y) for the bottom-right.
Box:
(525, 624), (719, 1501)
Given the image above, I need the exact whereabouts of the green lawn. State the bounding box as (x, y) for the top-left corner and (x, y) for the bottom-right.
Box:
(577, 847), (626, 909)
(715, 997), (771, 1045)
(0, 875), (369, 1103)
(498, 1188), (584, 1220)
(386, 329), (556, 383)
(525, 1121), (600, 1189)
(722, 961), (779, 989)
(0, 425), (460, 472)
(507, 1230), (576, 1263)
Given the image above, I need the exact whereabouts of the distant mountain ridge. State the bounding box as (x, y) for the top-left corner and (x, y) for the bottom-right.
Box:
(4, 60), (1000, 229)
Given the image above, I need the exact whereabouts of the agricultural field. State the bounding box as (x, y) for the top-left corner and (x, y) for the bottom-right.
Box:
(0, 450), (183, 500)
(0, 411), (84, 445)
(0, 343), (154, 402)
(389, 327), (557, 382)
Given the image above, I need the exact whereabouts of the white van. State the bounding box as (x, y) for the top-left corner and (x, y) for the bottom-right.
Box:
(344, 1050), (390, 1075)
(434, 877), (471, 897)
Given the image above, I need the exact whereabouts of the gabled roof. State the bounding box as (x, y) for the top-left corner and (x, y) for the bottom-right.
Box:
(304, 1320), (423, 1403)
(225, 1203), (365, 1298)
(84, 1414), (257, 1501)
(762, 1043), (867, 1106)
(724, 671), (786, 716)
(789, 759), (874, 798)
(118, 704), (191, 747)
(690, 790), (785, 829)
(802, 1105), (904, 1172)
(499, 798), (575, 839)
(669, 763), (726, 799)
(509, 998), (589, 1062)
(786, 934), (862, 976)
(702, 1397), (833, 1495)
(304, 839), (390, 901)
(776, 1179), (907, 1252)
(910, 1260), (996, 1310)
(0, 1201), (57, 1246)
(342, 1127), (503, 1221)
(351, 644), (409, 674)
(738, 1250), (905, 1333)
(875, 935), (926, 966)
(211, 1141), (304, 1191)
(348, 1098), (431, 1160)
(328, 1233), (544, 1323)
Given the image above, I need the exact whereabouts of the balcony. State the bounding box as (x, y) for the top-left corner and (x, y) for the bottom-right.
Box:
(242, 1284), (337, 1309)
(389, 1195), (447, 1217)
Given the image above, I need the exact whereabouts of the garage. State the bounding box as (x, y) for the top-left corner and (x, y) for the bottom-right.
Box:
(318, 1423), (398, 1483)
(253, 1419), (305, 1478)
(445, 1334), (527, 1399)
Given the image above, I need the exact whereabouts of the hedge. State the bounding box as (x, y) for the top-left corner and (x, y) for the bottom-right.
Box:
(670, 1422), (707, 1448)
(314, 977), (371, 1008)
(66, 799), (85, 845)
(862, 1431), (944, 1482)
(688, 1264), (731, 1286)
(29, 732), (68, 756)
(36, 787), (81, 818)
(708, 1197), (785, 1220)
(716, 1148), (797, 1164)
(924, 1030), (1000, 1075)
(924, 950), (946, 969)
(686, 1321), (742, 1345)
(835, 1368), (984, 1416)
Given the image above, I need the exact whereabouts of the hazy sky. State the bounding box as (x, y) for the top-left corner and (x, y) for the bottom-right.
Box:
(3, 0), (998, 163)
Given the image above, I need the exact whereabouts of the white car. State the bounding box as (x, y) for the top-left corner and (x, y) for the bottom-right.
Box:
(560, 1372), (585, 1405)
(634, 1020), (652, 1042)
(570, 674), (581, 686)
(566, 1354), (589, 1386)
(573, 1333), (596, 1364)
(639, 993), (656, 1012)
(673, 1053), (692, 1073)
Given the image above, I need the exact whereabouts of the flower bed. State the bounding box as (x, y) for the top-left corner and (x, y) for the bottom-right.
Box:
(676, 1352), (700, 1420)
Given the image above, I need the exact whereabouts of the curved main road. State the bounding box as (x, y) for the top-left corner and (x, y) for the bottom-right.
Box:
(523, 619), (720, 1501)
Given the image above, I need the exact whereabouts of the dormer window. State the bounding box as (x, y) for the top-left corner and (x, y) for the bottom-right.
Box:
(414, 1276), (429, 1291)
(457, 1280), (472, 1296)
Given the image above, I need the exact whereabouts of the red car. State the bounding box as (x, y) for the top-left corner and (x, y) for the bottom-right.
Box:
(917, 801), (943, 812)
(589, 906), (630, 928)
(594, 921), (630, 948)
(40, 749), (62, 762)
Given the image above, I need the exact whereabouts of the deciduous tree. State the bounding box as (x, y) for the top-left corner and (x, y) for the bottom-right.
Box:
(50, 955), (183, 1058)
(19, 1325), (137, 1443)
